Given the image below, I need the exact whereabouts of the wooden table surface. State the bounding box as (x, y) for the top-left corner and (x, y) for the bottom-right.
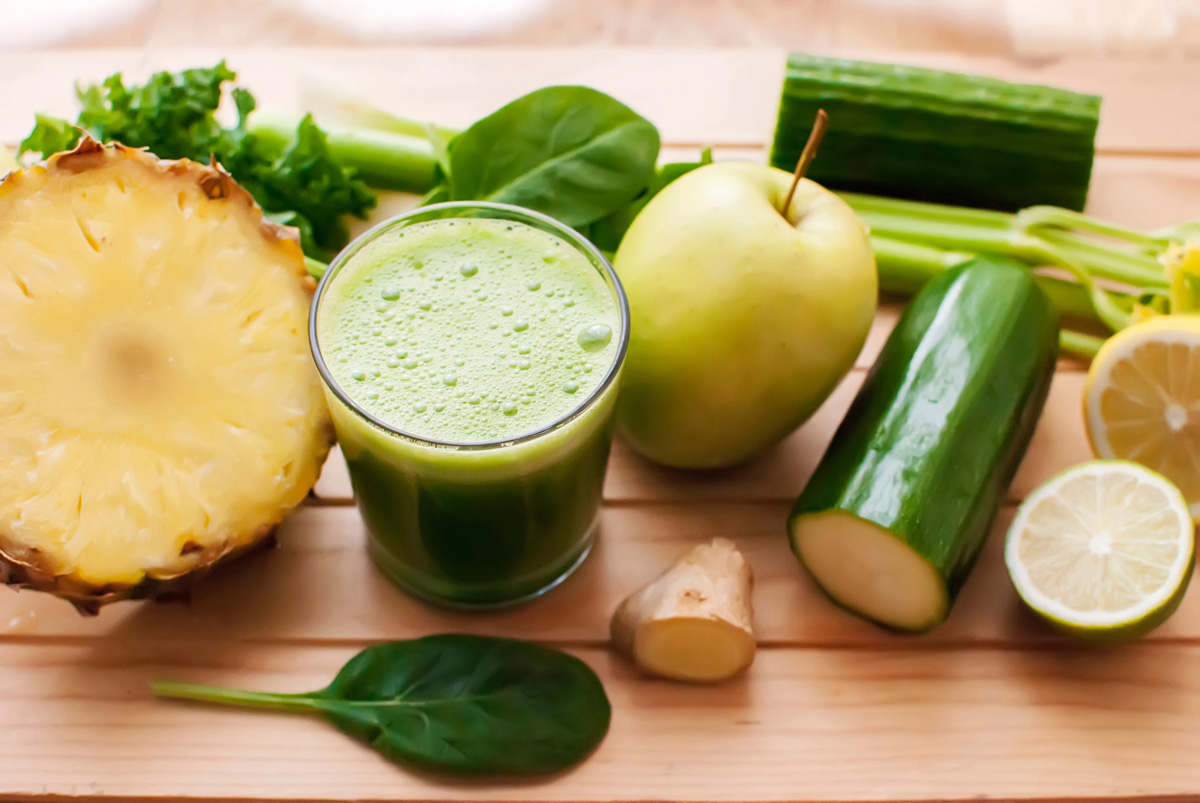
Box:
(2, 47), (1200, 803)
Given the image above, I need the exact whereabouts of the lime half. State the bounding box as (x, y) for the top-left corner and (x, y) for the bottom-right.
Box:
(1005, 460), (1195, 641)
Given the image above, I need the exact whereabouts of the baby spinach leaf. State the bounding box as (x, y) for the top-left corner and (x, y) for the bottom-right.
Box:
(446, 86), (660, 228)
(152, 634), (611, 775)
(583, 146), (714, 254)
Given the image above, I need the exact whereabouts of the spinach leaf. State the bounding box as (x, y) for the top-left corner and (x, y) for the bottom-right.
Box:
(583, 146), (714, 254)
(445, 86), (660, 228)
(152, 634), (611, 775)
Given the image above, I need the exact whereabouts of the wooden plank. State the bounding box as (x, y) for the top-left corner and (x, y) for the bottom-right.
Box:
(312, 367), (1091, 505)
(3, 640), (1200, 802)
(3, 48), (1200, 155)
(18, 490), (1200, 649)
(2, 47), (1200, 803)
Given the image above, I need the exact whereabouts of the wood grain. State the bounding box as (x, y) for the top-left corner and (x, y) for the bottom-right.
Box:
(4, 641), (1200, 802)
(5, 48), (1200, 154)
(0, 496), (1163, 649)
(311, 366), (1090, 505)
(2, 46), (1200, 803)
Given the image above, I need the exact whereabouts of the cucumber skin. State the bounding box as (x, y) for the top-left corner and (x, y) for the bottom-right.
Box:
(789, 258), (1059, 621)
(770, 54), (1100, 212)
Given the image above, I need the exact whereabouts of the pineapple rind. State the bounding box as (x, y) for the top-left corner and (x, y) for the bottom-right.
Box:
(0, 138), (333, 613)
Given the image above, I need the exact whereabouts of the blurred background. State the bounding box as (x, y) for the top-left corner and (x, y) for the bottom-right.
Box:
(2, 0), (1199, 59)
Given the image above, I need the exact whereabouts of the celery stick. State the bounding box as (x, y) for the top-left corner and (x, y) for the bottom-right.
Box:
(250, 110), (438, 194)
(872, 235), (1131, 324)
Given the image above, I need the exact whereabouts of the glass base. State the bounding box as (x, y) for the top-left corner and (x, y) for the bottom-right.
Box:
(368, 524), (597, 611)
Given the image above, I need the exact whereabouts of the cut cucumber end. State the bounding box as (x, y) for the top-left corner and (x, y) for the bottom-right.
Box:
(791, 511), (948, 632)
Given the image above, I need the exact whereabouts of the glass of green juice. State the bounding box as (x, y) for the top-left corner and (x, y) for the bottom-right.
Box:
(310, 202), (629, 608)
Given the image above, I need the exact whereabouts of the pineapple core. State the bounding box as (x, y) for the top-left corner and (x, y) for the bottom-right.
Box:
(0, 143), (331, 603)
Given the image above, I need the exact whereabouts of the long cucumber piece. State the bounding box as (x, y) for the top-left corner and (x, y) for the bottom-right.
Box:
(770, 54), (1101, 212)
(789, 258), (1059, 631)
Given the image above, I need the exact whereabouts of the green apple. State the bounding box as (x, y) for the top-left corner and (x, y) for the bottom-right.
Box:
(612, 161), (877, 469)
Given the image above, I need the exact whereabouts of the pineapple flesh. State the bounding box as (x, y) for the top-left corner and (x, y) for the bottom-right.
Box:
(0, 139), (333, 612)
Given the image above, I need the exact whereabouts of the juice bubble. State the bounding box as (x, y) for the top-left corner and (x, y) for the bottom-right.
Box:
(352, 371), (366, 381)
(514, 320), (530, 332)
(519, 360), (532, 370)
(564, 299), (576, 308)
(381, 288), (401, 301)
(501, 307), (514, 316)
(386, 358), (399, 368)
(414, 402), (428, 413)
(563, 380), (580, 394)
(442, 374), (458, 387)
(525, 280), (541, 291)
(385, 337), (398, 346)
(503, 403), (518, 416)
(468, 395), (481, 405)
(403, 359), (419, 369)
(460, 263), (478, 277)
(577, 323), (612, 351)
(418, 301), (432, 311)
(517, 345), (531, 355)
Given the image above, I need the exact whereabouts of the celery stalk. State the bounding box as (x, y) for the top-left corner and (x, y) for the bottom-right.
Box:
(844, 192), (1169, 293)
(1059, 331), (1105, 359)
(250, 110), (438, 194)
(872, 235), (1132, 324)
(298, 72), (460, 143)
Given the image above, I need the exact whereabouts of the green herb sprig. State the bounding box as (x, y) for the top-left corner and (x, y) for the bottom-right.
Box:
(20, 62), (376, 262)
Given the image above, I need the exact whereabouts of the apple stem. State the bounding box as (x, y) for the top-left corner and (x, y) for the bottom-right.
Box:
(780, 109), (829, 218)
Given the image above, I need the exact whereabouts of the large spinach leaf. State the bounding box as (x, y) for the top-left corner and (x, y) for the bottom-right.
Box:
(583, 146), (714, 254)
(153, 634), (610, 775)
(443, 86), (660, 228)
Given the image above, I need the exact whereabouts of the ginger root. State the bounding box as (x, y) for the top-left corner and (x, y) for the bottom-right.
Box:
(610, 537), (755, 683)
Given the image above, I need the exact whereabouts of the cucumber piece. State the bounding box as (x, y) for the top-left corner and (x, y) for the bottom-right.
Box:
(770, 54), (1101, 212)
(788, 257), (1059, 632)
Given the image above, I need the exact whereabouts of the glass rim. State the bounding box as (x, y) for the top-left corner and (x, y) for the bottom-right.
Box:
(309, 201), (631, 451)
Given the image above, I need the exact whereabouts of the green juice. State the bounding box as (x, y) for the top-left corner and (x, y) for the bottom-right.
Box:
(312, 205), (626, 607)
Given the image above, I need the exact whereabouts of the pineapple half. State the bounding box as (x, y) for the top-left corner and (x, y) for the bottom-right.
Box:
(0, 139), (333, 613)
